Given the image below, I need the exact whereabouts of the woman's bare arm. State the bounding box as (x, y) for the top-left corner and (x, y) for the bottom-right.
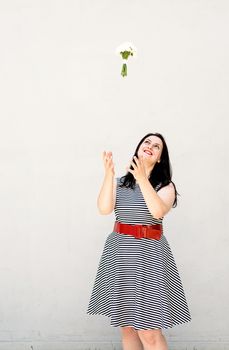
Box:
(97, 151), (116, 215)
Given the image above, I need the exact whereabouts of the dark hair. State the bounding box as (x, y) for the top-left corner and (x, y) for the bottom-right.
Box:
(119, 132), (180, 207)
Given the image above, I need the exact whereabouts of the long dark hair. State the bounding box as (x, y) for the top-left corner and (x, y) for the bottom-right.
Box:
(119, 132), (179, 207)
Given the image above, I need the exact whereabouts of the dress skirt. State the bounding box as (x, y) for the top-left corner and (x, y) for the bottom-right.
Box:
(87, 230), (192, 330)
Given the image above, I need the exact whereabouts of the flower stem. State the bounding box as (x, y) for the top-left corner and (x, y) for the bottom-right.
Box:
(121, 63), (127, 77)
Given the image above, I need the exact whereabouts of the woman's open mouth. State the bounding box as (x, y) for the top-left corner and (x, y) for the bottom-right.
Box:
(144, 150), (153, 155)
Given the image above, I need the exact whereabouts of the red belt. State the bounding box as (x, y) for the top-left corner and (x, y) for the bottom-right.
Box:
(113, 221), (162, 240)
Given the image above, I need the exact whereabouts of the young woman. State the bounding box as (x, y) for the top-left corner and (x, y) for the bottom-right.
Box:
(87, 133), (192, 350)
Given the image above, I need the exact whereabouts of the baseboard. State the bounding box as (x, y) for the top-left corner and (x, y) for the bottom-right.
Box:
(0, 341), (229, 350)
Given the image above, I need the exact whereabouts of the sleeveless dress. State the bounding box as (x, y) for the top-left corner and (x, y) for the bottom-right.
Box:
(86, 177), (192, 330)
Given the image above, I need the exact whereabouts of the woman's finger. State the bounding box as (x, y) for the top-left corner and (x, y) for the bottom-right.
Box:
(130, 161), (137, 169)
(103, 151), (112, 160)
(107, 158), (113, 166)
(103, 151), (109, 162)
(133, 156), (139, 165)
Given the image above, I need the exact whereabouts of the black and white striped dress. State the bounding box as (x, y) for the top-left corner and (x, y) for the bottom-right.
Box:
(87, 177), (192, 330)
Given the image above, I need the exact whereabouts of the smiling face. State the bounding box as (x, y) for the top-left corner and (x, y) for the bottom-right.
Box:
(137, 135), (163, 165)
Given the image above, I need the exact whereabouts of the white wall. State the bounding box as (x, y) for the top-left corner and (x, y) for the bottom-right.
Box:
(0, 1), (228, 349)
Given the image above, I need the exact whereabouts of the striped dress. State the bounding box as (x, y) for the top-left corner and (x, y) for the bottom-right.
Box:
(87, 177), (192, 330)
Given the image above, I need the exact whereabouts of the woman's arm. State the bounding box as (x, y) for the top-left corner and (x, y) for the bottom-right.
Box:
(138, 178), (175, 219)
(97, 151), (116, 215)
(97, 174), (117, 215)
(127, 155), (175, 219)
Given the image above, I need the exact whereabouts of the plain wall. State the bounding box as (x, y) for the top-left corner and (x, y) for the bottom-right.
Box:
(0, 0), (228, 349)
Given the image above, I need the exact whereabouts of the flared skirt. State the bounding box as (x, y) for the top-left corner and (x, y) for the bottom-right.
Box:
(87, 231), (192, 330)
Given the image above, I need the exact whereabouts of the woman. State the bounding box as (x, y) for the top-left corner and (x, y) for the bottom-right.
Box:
(87, 133), (192, 350)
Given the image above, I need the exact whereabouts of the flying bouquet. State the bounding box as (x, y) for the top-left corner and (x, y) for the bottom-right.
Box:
(115, 42), (137, 77)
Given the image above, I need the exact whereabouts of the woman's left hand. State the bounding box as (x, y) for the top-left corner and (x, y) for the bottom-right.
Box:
(126, 155), (148, 182)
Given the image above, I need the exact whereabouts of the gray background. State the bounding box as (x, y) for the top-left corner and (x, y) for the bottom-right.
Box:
(0, 1), (228, 349)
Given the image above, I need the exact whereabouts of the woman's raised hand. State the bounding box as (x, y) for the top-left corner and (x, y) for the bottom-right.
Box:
(102, 151), (115, 176)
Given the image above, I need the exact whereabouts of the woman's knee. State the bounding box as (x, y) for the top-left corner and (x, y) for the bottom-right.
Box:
(120, 326), (137, 336)
(137, 329), (162, 344)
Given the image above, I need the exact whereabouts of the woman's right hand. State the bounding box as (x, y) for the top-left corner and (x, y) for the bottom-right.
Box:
(102, 151), (115, 176)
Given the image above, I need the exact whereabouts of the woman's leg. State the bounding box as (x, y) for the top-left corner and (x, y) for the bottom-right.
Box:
(120, 326), (144, 350)
(137, 329), (168, 350)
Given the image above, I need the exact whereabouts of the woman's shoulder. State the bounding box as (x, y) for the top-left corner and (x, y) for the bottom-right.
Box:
(115, 176), (122, 189)
(115, 176), (128, 189)
(116, 176), (125, 184)
(115, 176), (120, 183)
(156, 181), (176, 198)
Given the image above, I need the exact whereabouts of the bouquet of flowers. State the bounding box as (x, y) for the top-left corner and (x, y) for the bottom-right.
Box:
(115, 42), (137, 77)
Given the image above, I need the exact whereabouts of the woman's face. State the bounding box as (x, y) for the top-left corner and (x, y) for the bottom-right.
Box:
(137, 135), (163, 164)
